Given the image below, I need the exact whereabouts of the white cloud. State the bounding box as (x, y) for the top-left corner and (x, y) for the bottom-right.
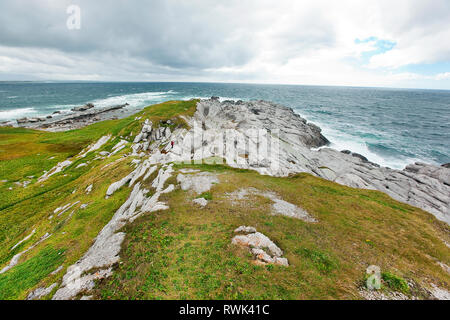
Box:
(435, 72), (450, 80)
(0, 0), (449, 88)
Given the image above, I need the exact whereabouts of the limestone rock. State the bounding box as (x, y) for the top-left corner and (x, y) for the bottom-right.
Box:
(232, 227), (289, 266)
(193, 198), (208, 207)
(177, 172), (219, 194)
(27, 283), (58, 300)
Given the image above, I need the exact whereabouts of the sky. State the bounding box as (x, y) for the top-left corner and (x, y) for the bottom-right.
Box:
(0, 0), (450, 89)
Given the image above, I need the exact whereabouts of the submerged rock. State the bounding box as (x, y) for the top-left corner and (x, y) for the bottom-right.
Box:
(72, 103), (94, 112)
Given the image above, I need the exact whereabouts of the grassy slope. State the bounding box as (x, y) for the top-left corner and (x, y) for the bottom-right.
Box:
(0, 100), (197, 299)
(0, 99), (449, 300)
(94, 164), (450, 300)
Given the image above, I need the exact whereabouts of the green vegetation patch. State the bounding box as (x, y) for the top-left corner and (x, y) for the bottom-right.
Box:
(382, 272), (410, 294)
(0, 246), (66, 300)
(295, 247), (338, 275)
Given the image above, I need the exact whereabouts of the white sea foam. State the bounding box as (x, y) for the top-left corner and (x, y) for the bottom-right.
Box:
(91, 91), (176, 109)
(308, 119), (422, 170)
(0, 107), (37, 120)
(28, 91), (179, 119)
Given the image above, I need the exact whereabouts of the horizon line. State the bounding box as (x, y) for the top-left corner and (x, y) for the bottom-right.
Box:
(1, 80), (450, 92)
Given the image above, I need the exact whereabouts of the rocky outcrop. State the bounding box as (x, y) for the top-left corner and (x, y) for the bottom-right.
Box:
(15, 104), (129, 132)
(78, 135), (111, 158)
(146, 98), (449, 224)
(193, 198), (208, 207)
(177, 172), (219, 194)
(232, 227), (289, 266)
(27, 283), (58, 300)
(38, 160), (72, 182)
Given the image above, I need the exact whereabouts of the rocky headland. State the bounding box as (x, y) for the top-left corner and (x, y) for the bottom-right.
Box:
(1, 97), (449, 300)
(130, 98), (449, 224)
(2, 97), (448, 223)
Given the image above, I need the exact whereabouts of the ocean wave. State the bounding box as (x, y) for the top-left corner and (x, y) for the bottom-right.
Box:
(0, 107), (37, 120)
(43, 91), (178, 114)
(309, 120), (421, 169)
(91, 91), (177, 109)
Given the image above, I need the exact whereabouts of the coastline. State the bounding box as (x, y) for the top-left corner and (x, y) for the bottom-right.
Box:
(1, 102), (134, 132)
(1, 98), (449, 301)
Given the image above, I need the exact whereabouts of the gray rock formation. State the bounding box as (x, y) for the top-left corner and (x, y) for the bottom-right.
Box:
(177, 172), (219, 194)
(153, 98), (448, 224)
(193, 198), (208, 207)
(27, 283), (58, 300)
(232, 227), (289, 266)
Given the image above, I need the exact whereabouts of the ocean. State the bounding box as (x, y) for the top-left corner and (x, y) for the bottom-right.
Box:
(0, 81), (449, 169)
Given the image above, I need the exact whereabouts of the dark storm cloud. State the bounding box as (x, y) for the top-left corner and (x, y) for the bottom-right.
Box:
(0, 1), (253, 69)
(0, 0), (336, 70)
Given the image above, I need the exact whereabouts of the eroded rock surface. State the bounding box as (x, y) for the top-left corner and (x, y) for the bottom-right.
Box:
(177, 172), (219, 194)
(148, 98), (449, 224)
(228, 188), (316, 222)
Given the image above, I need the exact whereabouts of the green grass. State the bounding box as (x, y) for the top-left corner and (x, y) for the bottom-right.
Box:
(382, 272), (410, 294)
(94, 163), (450, 300)
(0, 246), (66, 300)
(199, 192), (213, 201)
(295, 248), (338, 275)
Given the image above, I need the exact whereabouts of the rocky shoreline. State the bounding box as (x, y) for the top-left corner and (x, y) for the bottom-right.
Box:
(1, 102), (131, 132)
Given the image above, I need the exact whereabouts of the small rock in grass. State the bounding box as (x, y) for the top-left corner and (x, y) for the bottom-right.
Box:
(232, 228), (289, 266)
(193, 198), (208, 207)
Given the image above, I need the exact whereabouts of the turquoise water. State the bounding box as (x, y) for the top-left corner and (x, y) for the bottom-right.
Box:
(0, 82), (449, 169)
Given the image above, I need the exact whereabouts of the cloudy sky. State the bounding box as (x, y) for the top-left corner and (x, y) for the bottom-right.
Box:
(1, 0), (450, 89)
